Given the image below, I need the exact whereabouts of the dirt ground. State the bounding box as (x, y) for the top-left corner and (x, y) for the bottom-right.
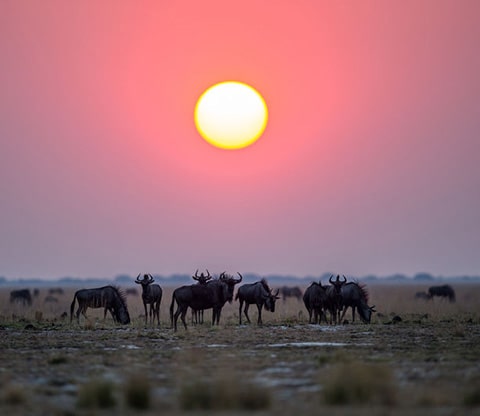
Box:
(1, 283), (479, 415)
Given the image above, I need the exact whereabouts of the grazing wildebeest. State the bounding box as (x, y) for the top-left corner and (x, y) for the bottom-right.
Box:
(303, 282), (328, 324)
(279, 286), (303, 302)
(70, 286), (130, 325)
(325, 275), (347, 324)
(191, 269), (213, 324)
(170, 272), (243, 331)
(415, 291), (432, 300)
(135, 274), (163, 325)
(235, 279), (280, 325)
(49, 287), (64, 295)
(428, 285), (455, 302)
(339, 282), (376, 324)
(10, 289), (32, 306)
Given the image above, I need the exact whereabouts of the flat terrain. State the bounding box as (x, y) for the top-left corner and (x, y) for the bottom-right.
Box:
(1, 283), (479, 415)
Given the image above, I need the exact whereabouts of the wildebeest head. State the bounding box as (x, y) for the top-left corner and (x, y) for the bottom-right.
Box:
(219, 271), (243, 303)
(358, 305), (376, 324)
(192, 269), (212, 284)
(264, 289), (280, 312)
(135, 273), (154, 286)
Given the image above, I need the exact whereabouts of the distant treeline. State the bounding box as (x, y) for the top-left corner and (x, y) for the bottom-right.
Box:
(0, 272), (479, 287)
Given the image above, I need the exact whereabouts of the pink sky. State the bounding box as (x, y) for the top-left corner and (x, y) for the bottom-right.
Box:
(1, 1), (479, 279)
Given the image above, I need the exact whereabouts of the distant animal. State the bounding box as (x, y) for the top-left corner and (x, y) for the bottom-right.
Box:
(339, 282), (376, 324)
(235, 279), (280, 325)
(70, 286), (130, 325)
(279, 286), (303, 302)
(125, 288), (139, 296)
(44, 295), (58, 303)
(414, 291), (431, 300)
(428, 285), (455, 302)
(303, 282), (328, 324)
(325, 275), (347, 324)
(33, 288), (40, 297)
(191, 269), (213, 324)
(135, 274), (163, 325)
(10, 289), (32, 306)
(49, 287), (64, 295)
(170, 272), (243, 331)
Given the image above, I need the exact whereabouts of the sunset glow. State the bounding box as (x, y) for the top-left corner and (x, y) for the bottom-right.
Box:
(194, 82), (268, 150)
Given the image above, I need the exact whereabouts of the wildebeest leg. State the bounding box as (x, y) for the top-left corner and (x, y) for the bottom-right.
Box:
(243, 303), (251, 324)
(256, 304), (263, 325)
(155, 301), (160, 326)
(352, 306), (356, 322)
(238, 300), (244, 324)
(180, 308), (188, 330)
(173, 306), (182, 331)
(143, 302), (148, 325)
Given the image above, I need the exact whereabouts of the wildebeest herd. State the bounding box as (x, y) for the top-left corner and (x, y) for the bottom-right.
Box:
(9, 273), (457, 330)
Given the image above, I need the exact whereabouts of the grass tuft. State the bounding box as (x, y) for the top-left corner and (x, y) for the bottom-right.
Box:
(322, 361), (396, 406)
(124, 374), (151, 410)
(77, 378), (116, 409)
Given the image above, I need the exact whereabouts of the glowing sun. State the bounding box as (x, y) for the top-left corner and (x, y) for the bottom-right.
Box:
(194, 81), (268, 150)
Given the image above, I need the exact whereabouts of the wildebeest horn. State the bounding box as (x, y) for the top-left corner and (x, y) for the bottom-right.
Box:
(329, 275), (334, 284)
(205, 269), (211, 277)
(219, 271), (226, 280)
(370, 305), (376, 312)
(341, 275), (347, 283)
(273, 288), (280, 297)
(234, 272), (243, 283)
(135, 273), (142, 283)
(148, 274), (155, 283)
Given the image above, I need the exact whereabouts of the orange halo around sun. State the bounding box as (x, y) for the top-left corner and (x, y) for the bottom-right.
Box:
(194, 81), (268, 150)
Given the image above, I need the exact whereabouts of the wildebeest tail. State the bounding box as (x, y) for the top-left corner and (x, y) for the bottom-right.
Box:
(70, 292), (77, 322)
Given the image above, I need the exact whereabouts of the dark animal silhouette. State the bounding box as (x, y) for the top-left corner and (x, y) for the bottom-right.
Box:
(339, 282), (376, 323)
(428, 285), (455, 302)
(191, 269), (213, 324)
(70, 286), (130, 325)
(235, 279), (280, 325)
(135, 274), (163, 325)
(170, 272), (242, 331)
(325, 275), (347, 324)
(10, 289), (32, 306)
(279, 286), (303, 302)
(303, 282), (328, 324)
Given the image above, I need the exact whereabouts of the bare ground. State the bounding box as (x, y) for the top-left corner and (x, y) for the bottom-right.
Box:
(1, 284), (479, 415)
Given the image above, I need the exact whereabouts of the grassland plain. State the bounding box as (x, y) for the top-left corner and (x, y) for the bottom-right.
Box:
(0, 283), (479, 415)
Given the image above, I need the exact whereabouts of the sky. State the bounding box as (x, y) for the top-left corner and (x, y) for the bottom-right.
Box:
(1, 1), (479, 280)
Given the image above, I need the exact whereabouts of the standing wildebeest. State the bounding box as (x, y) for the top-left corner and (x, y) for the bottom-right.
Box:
(70, 286), (130, 324)
(325, 275), (347, 324)
(303, 282), (328, 324)
(191, 269), (213, 324)
(339, 282), (376, 324)
(135, 273), (163, 325)
(10, 289), (32, 306)
(170, 272), (242, 331)
(236, 279), (280, 325)
(428, 285), (455, 302)
(279, 286), (303, 302)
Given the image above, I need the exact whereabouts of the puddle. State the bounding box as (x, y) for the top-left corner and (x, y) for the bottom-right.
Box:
(259, 342), (347, 348)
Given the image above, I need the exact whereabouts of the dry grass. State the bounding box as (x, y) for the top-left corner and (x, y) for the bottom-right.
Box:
(0, 283), (479, 415)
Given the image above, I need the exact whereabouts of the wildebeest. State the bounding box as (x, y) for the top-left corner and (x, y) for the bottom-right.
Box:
(303, 282), (328, 324)
(325, 275), (347, 324)
(170, 272), (243, 331)
(428, 285), (455, 302)
(415, 291), (432, 300)
(44, 295), (58, 303)
(125, 288), (139, 296)
(235, 279), (280, 325)
(49, 287), (64, 295)
(10, 289), (32, 306)
(339, 282), (376, 324)
(135, 273), (163, 325)
(70, 286), (130, 325)
(191, 269), (213, 324)
(279, 286), (303, 302)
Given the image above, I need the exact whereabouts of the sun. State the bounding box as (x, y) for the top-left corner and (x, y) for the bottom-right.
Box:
(194, 81), (268, 150)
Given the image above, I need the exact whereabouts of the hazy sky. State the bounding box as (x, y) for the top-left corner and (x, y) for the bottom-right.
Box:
(1, 1), (479, 279)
